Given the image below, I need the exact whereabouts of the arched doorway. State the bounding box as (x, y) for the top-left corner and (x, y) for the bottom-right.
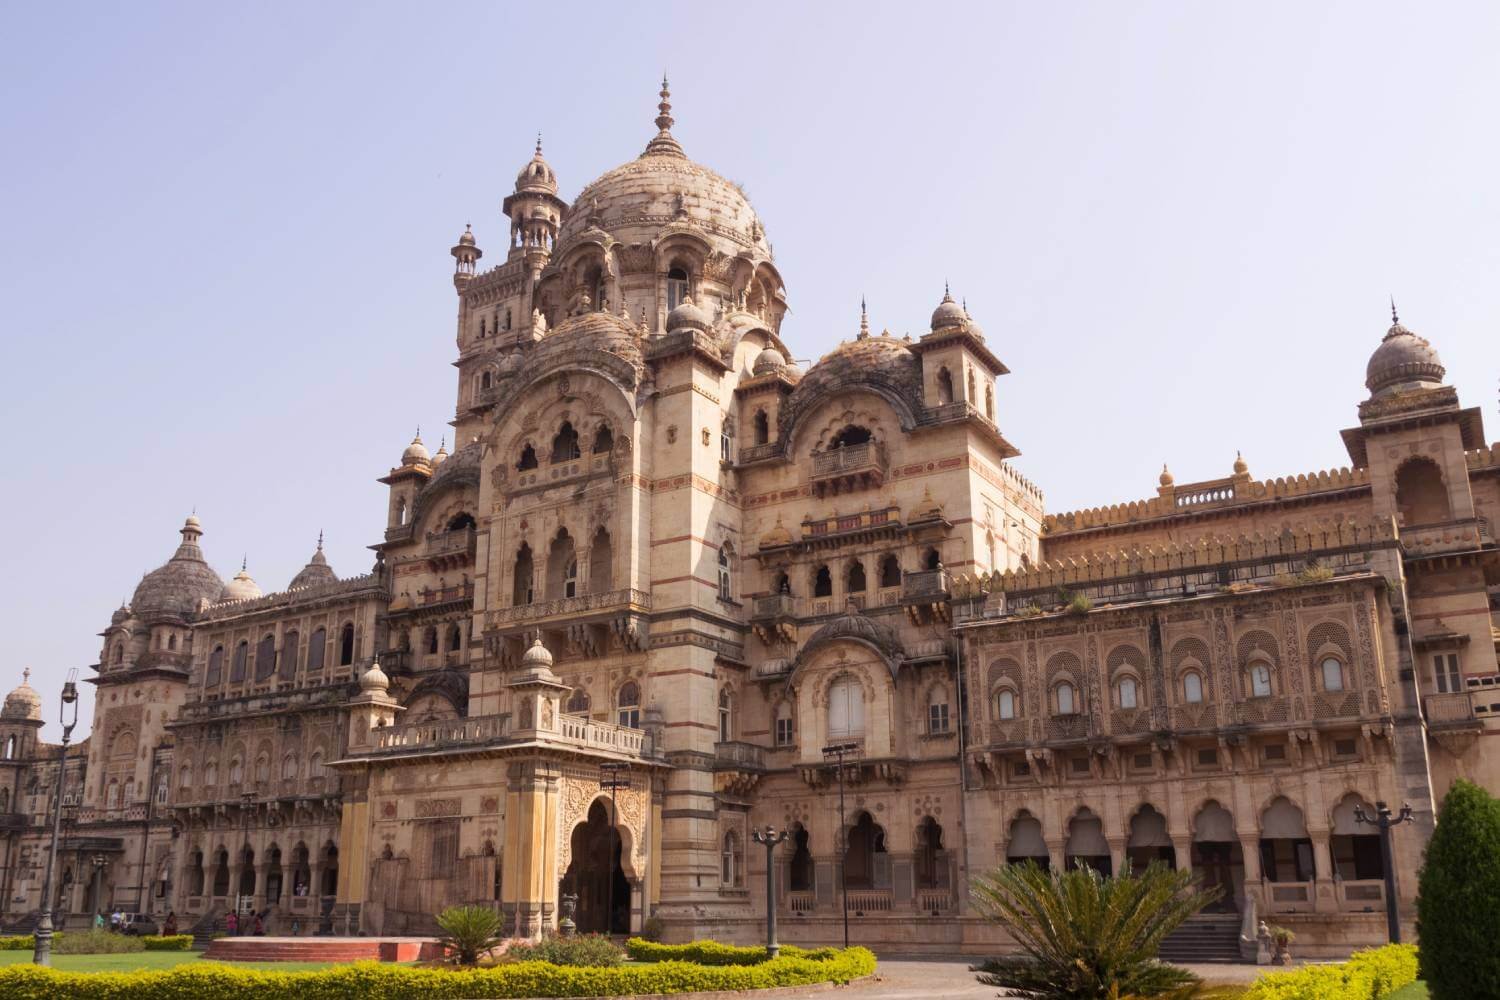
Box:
(1005, 811), (1050, 868)
(1065, 808), (1111, 874)
(211, 848), (230, 897)
(238, 846), (256, 900)
(843, 811), (886, 889)
(559, 800), (630, 934)
(1126, 805), (1176, 870)
(265, 845), (284, 904)
(1191, 801), (1243, 912)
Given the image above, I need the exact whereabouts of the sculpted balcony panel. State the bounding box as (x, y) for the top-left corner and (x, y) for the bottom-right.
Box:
(1424, 692), (1478, 726)
(490, 588), (649, 626)
(809, 441), (887, 497)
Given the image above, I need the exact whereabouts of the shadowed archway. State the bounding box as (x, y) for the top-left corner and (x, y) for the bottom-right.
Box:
(559, 800), (630, 934)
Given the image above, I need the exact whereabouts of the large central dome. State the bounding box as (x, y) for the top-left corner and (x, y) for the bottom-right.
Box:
(553, 80), (770, 258)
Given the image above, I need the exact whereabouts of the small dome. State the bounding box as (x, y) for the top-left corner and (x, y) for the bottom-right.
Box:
(760, 514), (793, 549)
(666, 295), (713, 334)
(498, 350), (524, 374)
(401, 433), (431, 466)
(909, 487), (944, 523)
(930, 289), (967, 331)
(515, 136), (558, 196)
(520, 636), (554, 671)
(1366, 314), (1445, 398)
(220, 563), (262, 602)
(457, 224), (476, 247)
(130, 516), (225, 617)
(1233, 452), (1248, 476)
(289, 534), (338, 590)
(2, 669), (42, 722)
(752, 347), (787, 376)
(433, 438), (449, 466)
(1159, 464), (1174, 487)
(359, 659), (390, 694)
(111, 603), (131, 625)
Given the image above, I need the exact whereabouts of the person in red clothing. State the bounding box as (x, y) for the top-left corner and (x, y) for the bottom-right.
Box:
(225, 911), (238, 936)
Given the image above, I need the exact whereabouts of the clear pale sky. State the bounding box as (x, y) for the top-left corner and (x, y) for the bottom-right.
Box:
(2, 2), (1496, 740)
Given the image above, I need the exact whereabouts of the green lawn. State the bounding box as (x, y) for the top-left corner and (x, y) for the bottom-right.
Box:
(0, 951), (351, 973)
(1389, 982), (1430, 1000)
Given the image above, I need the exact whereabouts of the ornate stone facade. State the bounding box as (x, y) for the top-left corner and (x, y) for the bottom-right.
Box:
(1, 85), (1496, 957)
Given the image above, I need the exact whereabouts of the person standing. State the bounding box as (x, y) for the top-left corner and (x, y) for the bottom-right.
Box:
(94, 912), (104, 930)
(162, 912), (177, 936)
(225, 911), (238, 936)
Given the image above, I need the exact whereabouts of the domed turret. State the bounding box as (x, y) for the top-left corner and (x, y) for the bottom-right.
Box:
(130, 516), (225, 618)
(359, 658), (390, 694)
(432, 437), (449, 466)
(520, 636), (555, 672)
(1233, 451), (1249, 476)
(220, 560), (262, 602)
(1159, 464), (1174, 487)
(2, 668), (42, 722)
(111, 603), (132, 626)
(666, 295), (713, 334)
(752, 347), (787, 376)
(515, 134), (558, 195)
(503, 135), (566, 253)
(930, 286), (967, 332)
(450, 224), (482, 283)
(1366, 304), (1445, 399)
(401, 431), (431, 467)
(289, 532), (338, 590)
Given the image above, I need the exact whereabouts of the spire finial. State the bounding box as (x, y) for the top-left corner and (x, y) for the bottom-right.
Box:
(241, 554), (247, 572)
(1390, 295), (1399, 325)
(22, 667), (30, 684)
(655, 75), (674, 134)
(535, 131), (543, 155)
(414, 425), (421, 441)
(943, 280), (953, 302)
(317, 529), (324, 551)
(859, 296), (869, 338)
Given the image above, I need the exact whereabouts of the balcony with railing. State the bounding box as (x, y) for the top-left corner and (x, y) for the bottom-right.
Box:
(1425, 691), (1480, 729)
(367, 711), (657, 761)
(809, 441), (887, 497)
(714, 740), (766, 796)
(424, 526), (476, 569)
(1399, 516), (1483, 556)
(750, 592), (797, 644)
(490, 588), (650, 627)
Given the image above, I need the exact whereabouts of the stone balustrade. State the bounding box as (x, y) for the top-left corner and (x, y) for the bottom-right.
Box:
(489, 588), (650, 627)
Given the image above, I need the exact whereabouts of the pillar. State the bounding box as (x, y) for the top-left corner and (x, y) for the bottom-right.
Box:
(1107, 838), (1126, 877)
(1172, 836), (1192, 873)
(1310, 831), (1334, 913)
(500, 759), (561, 939)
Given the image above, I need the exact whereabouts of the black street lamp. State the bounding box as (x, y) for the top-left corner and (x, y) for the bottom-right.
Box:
(1353, 800), (1413, 944)
(751, 825), (788, 957)
(90, 855), (106, 918)
(33, 669), (80, 967)
(821, 740), (859, 950)
(598, 761), (631, 938)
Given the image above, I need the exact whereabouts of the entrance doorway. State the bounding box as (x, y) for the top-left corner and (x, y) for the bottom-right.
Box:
(559, 801), (630, 934)
(1191, 800), (1243, 912)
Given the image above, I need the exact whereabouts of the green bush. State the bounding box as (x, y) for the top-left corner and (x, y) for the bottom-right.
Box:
(1418, 778), (1500, 1000)
(0, 936), (38, 951)
(141, 935), (194, 951)
(623, 937), (834, 966)
(434, 905), (505, 966)
(0, 947), (876, 999)
(503, 933), (622, 967)
(970, 860), (1214, 999)
(1241, 943), (1418, 1000)
(55, 929), (144, 954)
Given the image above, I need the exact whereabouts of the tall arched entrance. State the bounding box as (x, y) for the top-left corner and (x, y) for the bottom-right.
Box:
(559, 800), (630, 934)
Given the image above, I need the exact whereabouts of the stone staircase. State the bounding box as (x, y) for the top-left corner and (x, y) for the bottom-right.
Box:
(188, 908), (224, 950)
(1159, 913), (1243, 963)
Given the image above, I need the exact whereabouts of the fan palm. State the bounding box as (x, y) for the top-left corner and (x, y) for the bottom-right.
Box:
(970, 860), (1217, 999)
(435, 904), (506, 965)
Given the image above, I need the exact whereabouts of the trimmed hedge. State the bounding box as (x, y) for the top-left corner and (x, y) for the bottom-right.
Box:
(624, 938), (835, 966)
(0, 933), (192, 954)
(1241, 944), (1418, 1000)
(0, 947), (877, 999)
(141, 935), (194, 951)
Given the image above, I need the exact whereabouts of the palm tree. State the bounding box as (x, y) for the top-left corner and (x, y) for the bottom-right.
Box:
(435, 905), (505, 965)
(969, 861), (1217, 999)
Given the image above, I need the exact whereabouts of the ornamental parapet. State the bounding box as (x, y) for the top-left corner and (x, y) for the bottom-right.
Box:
(344, 711), (662, 765)
(485, 588), (650, 664)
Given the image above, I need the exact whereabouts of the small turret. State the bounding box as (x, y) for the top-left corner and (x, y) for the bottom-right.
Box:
(502, 135), (566, 256)
(450, 224), (482, 288)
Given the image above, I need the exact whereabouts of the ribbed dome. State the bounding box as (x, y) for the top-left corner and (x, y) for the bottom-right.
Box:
(515, 137), (558, 196)
(220, 564), (262, 602)
(289, 535), (338, 590)
(2, 669), (42, 722)
(401, 433), (430, 466)
(111, 603), (132, 625)
(1366, 316), (1445, 398)
(359, 659), (390, 694)
(526, 312), (644, 388)
(787, 334), (923, 428)
(520, 637), (554, 671)
(752, 347), (787, 376)
(432, 439), (449, 466)
(130, 517), (225, 618)
(666, 296), (713, 333)
(930, 289), (967, 331)
(457, 224), (476, 247)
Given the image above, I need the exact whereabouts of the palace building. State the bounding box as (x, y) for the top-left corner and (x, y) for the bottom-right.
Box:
(1, 82), (1496, 957)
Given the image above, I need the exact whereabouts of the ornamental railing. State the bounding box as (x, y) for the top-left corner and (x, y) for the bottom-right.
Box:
(490, 588), (650, 626)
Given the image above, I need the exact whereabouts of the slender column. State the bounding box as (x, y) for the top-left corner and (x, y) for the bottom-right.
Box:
(1172, 836), (1192, 873)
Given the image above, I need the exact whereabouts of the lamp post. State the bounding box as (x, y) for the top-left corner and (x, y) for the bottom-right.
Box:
(239, 791), (255, 929)
(821, 740), (859, 950)
(1353, 800), (1413, 944)
(751, 825), (788, 957)
(90, 855), (106, 919)
(33, 669), (80, 966)
(598, 761), (631, 938)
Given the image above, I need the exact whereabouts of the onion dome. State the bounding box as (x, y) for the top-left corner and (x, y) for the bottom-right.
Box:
(111, 603), (132, 625)
(908, 487), (944, 523)
(130, 516), (225, 617)
(514, 134), (558, 195)
(2, 668), (42, 722)
(752, 347), (787, 376)
(359, 659), (390, 694)
(220, 560), (262, 602)
(760, 514), (793, 548)
(457, 224), (476, 248)
(1159, 464), (1174, 487)
(401, 431), (431, 466)
(930, 286), (967, 331)
(520, 636), (554, 671)
(289, 532), (338, 590)
(666, 295), (713, 334)
(433, 437), (449, 466)
(1233, 451), (1249, 476)
(1365, 304), (1445, 398)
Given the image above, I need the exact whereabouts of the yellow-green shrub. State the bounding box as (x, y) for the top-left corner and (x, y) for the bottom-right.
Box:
(141, 935), (193, 951)
(1241, 943), (1418, 1000)
(0, 946), (876, 999)
(624, 938), (836, 966)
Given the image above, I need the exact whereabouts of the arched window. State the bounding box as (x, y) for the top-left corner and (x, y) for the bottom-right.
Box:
(255, 753), (270, 783)
(565, 689), (591, 715)
(3, 736), (15, 761)
(718, 688), (733, 742)
(448, 624), (463, 653)
(879, 554), (901, 588)
(915, 816), (946, 889)
(395, 498), (407, 526)
(591, 424), (614, 454)
(774, 700), (795, 746)
(339, 623), (355, 665)
(480, 371), (492, 390)
(206, 646), (224, 687)
(307, 628), (326, 673)
(1055, 682), (1077, 716)
(789, 824), (813, 891)
(1118, 676), (1138, 709)
(1321, 657), (1345, 692)
(204, 762), (217, 787)
(1249, 662), (1272, 698)
(967, 369), (977, 403)
(721, 830), (743, 887)
(546, 529), (577, 600)
(255, 634), (276, 681)
(813, 565), (832, 598)
(827, 676), (864, 737)
(106, 780), (120, 809)
(1182, 671), (1204, 704)
(113, 644), (124, 665)
(844, 811), (887, 889)
(753, 410), (769, 445)
(1395, 456), (1451, 526)
(720, 417), (733, 463)
(513, 543), (534, 606)
(717, 544), (733, 601)
(773, 571), (791, 595)
(928, 687), (950, 734)
(281, 754), (298, 780)
(280, 630), (298, 679)
(996, 688), (1016, 720)
(228, 757), (244, 785)
(230, 641), (248, 683)
(179, 766), (193, 790)
(589, 526), (614, 593)
(924, 548), (941, 571)
(308, 751), (326, 777)
(447, 512), (476, 532)
(936, 367), (954, 404)
(617, 682), (641, 729)
(517, 443), (538, 471)
(666, 266), (689, 311)
(168, 633), (177, 651)
(846, 561), (866, 594)
(551, 421), (581, 463)
(829, 424), (872, 448)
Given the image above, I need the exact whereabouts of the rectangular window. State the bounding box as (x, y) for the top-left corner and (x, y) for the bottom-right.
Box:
(1333, 738), (1358, 758)
(1011, 761), (1030, 778)
(1070, 756), (1090, 775)
(1196, 748), (1219, 767)
(1132, 752), (1154, 770)
(774, 716), (794, 747)
(1263, 743), (1287, 762)
(928, 703), (950, 734)
(1433, 653), (1463, 694)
